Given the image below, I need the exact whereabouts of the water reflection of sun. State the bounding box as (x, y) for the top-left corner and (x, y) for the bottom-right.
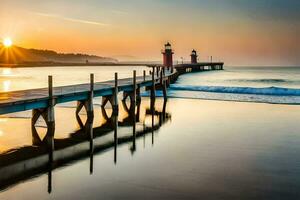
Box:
(3, 80), (11, 91)
(2, 68), (12, 76)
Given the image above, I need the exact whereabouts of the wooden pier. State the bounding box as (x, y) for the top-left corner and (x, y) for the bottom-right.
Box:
(0, 63), (223, 117)
(175, 62), (224, 74)
(0, 63), (223, 141)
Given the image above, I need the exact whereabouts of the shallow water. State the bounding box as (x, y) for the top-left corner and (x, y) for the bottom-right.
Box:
(1, 98), (300, 199)
(1, 66), (300, 199)
(0, 66), (149, 92)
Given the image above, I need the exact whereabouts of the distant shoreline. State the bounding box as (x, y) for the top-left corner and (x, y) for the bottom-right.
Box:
(0, 62), (156, 68)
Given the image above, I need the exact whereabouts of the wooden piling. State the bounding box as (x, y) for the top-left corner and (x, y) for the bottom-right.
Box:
(133, 70), (136, 105)
(47, 75), (55, 157)
(151, 66), (156, 99)
(48, 75), (53, 99)
(47, 76), (55, 125)
(87, 73), (94, 118)
(162, 71), (167, 100)
(48, 75), (55, 123)
(160, 69), (163, 85)
(113, 72), (119, 114)
(90, 74), (94, 91)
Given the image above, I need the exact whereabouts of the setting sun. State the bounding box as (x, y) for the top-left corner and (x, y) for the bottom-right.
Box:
(3, 38), (12, 47)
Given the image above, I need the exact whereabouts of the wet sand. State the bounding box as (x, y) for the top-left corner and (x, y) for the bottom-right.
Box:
(1, 98), (300, 199)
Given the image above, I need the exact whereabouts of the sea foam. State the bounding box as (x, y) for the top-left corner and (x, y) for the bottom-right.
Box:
(170, 85), (300, 96)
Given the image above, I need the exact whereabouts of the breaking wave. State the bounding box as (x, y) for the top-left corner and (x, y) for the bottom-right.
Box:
(141, 84), (300, 104)
(170, 85), (300, 96)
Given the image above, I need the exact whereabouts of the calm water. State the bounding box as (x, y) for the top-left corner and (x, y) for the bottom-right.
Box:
(0, 66), (149, 92)
(0, 66), (300, 199)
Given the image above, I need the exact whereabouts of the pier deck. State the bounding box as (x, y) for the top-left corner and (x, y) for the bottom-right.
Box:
(0, 63), (223, 115)
(0, 74), (159, 115)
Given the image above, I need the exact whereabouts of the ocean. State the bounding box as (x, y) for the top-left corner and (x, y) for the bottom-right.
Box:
(1, 66), (300, 104)
(161, 66), (300, 104)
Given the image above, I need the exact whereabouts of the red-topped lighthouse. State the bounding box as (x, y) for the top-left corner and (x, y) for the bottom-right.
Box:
(191, 49), (198, 64)
(162, 42), (174, 69)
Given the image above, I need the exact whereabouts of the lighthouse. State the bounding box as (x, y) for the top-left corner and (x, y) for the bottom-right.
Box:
(191, 49), (198, 64)
(162, 42), (174, 69)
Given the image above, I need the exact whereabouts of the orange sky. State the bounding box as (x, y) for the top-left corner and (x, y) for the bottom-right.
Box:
(0, 0), (299, 66)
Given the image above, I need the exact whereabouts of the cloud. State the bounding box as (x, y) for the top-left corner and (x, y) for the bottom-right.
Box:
(111, 10), (128, 15)
(32, 11), (110, 26)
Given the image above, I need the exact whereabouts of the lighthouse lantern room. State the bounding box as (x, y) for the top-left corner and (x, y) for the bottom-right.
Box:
(191, 49), (198, 64)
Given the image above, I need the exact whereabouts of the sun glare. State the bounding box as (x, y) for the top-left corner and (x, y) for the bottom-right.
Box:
(3, 38), (13, 47)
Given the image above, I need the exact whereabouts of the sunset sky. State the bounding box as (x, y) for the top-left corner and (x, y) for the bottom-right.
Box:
(0, 0), (299, 66)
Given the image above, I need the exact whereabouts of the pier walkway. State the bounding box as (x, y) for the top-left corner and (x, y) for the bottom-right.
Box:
(0, 71), (163, 115)
(0, 62), (223, 115)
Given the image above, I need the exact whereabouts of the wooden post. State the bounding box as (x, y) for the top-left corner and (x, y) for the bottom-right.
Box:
(113, 72), (119, 114)
(48, 76), (55, 123)
(151, 66), (156, 99)
(87, 73), (94, 118)
(90, 73), (94, 91)
(143, 70), (146, 81)
(47, 75), (55, 159)
(48, 75), (53, 99)
(162, 70), (167, 100)
(160, 68), (163, 85)
(48, 76), (55, 125)
(133, 70), (136, 105)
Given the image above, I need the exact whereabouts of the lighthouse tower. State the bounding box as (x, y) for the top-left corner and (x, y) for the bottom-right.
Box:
(191, 49), (198, 64)
(162, 42), (174, 69)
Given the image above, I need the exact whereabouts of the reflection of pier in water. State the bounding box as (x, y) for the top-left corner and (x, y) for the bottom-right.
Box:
(0, 99), (170, 192)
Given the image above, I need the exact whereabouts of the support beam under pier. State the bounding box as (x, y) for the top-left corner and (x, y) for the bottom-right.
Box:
(102, 73), (119, 115)
(76, 74), (94, 128)
(32, 76), (55, 148)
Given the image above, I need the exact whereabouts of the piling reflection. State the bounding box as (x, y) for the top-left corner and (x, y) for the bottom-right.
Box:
(151, 98), (155, 145)
(0, 98), (171, 193)
(48, 141), (53, 194)
(87, 116), (94, 175)
(113, 110), (118, 164)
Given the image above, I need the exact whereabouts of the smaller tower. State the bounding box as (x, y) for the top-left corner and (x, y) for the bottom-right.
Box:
(162, 42), (174, 69)
(191, 49), (198, 64)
